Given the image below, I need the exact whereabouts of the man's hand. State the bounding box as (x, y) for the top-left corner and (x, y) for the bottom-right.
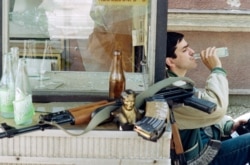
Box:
(200, 47), (222, 71)
(231, 119), (248, 133)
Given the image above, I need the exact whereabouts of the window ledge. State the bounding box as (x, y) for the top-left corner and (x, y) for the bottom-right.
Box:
(30, 71), (147, 102)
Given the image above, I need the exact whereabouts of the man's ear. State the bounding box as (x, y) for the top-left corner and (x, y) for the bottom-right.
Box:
(166, 57), (175, 68)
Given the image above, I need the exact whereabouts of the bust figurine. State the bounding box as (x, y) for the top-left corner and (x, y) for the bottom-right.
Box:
(112, 89), (142, 130)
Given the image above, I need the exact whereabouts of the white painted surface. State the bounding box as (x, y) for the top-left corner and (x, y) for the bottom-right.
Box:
(0, 130), (171, 165)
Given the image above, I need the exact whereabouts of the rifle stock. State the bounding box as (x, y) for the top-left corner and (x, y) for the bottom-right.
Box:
(171, 123), (184, 155)
(170, 109), (187, 164)
(69, 100), (108, 112)
(70, 101), (115, 125)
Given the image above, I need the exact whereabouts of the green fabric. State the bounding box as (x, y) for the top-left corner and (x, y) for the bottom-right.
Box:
(166, 69), (178, 77)
(179, 129), (203, 161)
(211, 67), (227, 76)
(223, 120), (234, 135)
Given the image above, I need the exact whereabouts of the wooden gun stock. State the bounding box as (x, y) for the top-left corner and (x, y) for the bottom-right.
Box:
(171, 123), (184, 154)
(170, 108), (186, 164)
(69, 100), (115, 125)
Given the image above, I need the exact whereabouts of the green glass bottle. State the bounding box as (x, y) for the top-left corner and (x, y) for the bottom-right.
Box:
(13, 59), (35, 125)
(0, 53), (15, 118)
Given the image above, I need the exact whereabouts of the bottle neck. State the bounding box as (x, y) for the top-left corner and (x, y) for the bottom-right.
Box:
(1, 54), (14, 83)
(15, 59), (31, 96)
(112, 53), (123, 70)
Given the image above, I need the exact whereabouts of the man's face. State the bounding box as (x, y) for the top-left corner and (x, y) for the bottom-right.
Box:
(170, 38), (197, 72)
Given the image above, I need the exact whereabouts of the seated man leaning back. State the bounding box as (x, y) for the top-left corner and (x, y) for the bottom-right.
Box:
(166, 31), (250, 165)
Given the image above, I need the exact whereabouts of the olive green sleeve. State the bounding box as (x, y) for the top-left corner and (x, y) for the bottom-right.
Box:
(211, 67), (227, 76)
(223, 120), (234, 136)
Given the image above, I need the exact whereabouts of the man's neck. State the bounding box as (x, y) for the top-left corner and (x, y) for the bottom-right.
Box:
(169, 69), (186, 77)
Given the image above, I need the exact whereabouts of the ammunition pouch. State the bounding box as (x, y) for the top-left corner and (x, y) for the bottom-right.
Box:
(187, 139), (221, 165)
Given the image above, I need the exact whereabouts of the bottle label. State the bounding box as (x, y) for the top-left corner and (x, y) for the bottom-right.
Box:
(0, 88), (14, 114)
(13, 94), (35, 125)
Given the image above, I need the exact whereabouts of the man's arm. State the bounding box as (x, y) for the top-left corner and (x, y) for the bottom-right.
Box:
(173, 46), (229, 129)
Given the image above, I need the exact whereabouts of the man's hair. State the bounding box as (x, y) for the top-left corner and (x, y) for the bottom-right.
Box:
(166, 32), (184, 58)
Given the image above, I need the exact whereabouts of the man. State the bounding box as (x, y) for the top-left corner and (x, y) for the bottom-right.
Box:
(166, 32), (250, 165)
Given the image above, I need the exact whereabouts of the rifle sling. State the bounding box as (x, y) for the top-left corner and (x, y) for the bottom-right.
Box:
(47, 104), (121, 136)
(82, 77), (194, 135)
(55, 77), (194, 136)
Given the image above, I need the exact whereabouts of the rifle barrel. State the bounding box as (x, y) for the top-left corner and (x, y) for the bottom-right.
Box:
(0, 124), (44, 139)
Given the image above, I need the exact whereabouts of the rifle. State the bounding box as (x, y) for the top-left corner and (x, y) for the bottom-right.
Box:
(154, 86), (217, 114)
(0, 100), (121, 139)
(134, 85), (220, 165)
(134, 86), (217, 142)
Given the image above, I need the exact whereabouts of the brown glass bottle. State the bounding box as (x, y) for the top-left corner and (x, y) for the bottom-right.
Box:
(109, 50), (126, 100)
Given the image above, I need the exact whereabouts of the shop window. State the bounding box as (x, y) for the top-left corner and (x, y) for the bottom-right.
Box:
(2, 0), (167, 102)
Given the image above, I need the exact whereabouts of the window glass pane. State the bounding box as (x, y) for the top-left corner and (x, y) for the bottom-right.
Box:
(6, 0), (153, 98)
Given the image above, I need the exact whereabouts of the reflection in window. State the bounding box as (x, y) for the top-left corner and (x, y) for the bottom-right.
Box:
(10, 0), (149, 73)
(6, 0), (153, 96)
